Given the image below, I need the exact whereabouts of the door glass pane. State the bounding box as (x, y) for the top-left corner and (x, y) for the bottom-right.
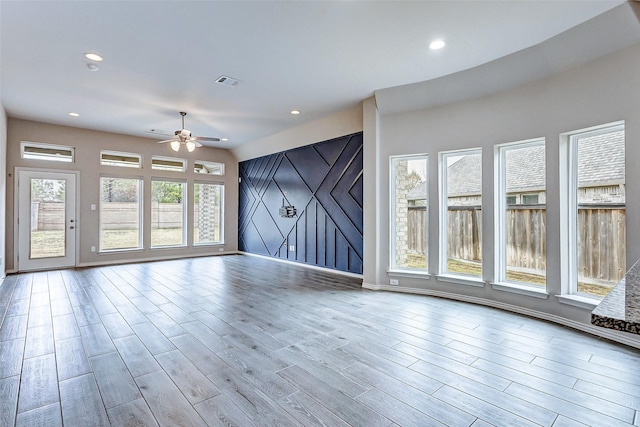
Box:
(30, 178), (66, 259)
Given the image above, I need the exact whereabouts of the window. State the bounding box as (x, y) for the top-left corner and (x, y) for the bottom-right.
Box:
(152, 156), (186, 172)
(194, 161), (224, 175)
(194, 182), (224, 245)
(496, 139), (546, 288)
(21, 141), (74, 163)
(390, 155), (427, 270)
(567, 123), (625, 298)
(100, 177), (142, 251)
(100, 151), (142, 168)
(439, 149), (482, 278)
(151, 180), (186, 247)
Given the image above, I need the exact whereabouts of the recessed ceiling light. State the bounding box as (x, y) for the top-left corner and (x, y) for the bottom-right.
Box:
(68, 112), (79, 117)
(221, 138), (229, 142)
(290, 110), (301, 115)
(429, 40), (446, 50)
(84, 52), (103, 62)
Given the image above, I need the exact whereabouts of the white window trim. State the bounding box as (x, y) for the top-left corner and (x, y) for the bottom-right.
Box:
(100, 150), (142, 168)
(21, 141), (74, 163)
(491, 281), (549, 299)
(494, 137), (546, 289)
(194, 160), (225, 176)
(438, 148), (482, 279)
(99, 176), (144, 252)
(436, 273), (485, 287)
(150, 179), (187, 248)
(561, 121), (625, 299)
(151, 155), (186, 172)
(193, 182), (225, 246)
(389, 154), (428, 272)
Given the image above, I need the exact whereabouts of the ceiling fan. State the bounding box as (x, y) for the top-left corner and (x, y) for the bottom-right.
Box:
(156, 112), (220, 152)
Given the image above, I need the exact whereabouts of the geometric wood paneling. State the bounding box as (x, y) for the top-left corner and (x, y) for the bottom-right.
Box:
(239, 132), (363, 274)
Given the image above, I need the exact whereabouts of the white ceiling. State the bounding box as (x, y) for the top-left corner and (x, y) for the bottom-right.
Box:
(0, 1), (628, 149)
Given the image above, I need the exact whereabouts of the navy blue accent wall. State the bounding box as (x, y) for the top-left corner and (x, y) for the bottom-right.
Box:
(239, 132), (363, 274)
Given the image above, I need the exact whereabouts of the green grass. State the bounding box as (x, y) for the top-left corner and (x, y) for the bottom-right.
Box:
(32, 228), (221, 255)
(406, 253), (613, 297)
(30, 230), (65, 258)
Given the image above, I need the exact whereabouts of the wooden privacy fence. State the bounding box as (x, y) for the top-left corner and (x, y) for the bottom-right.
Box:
(407, 204), (626, 282)
(32, 202), (220, 231)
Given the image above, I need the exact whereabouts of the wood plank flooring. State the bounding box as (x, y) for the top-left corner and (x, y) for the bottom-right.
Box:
(1, 254), (640, 426)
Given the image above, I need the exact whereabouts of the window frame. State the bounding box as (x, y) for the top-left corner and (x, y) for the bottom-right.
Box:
(194, 160), (225, 175)
(193, 181), (224, 246)
(389, 154), (428, 274)
(21, 141), (74, 163)
(564, 122), (625, 299)
(100, 150), (142, 168)
(494, 137), (547, 294)
(150, 178), (187, 249)
(438, 148), (483, 281)
(151, 155), (186, 172)
(99, 176), (144, 252)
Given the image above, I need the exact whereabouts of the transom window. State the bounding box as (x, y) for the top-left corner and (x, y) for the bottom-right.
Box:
(100, 151), (142, 168)
(21, 141), (74, 163)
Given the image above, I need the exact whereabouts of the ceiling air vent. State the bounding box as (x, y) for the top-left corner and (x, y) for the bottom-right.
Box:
(215, 75), (239, 87)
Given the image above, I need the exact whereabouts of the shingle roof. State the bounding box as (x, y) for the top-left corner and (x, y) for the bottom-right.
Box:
(407, 130), (624, 200)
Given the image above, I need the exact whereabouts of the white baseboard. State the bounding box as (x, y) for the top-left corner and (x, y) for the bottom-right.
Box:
(239, 251), (363, 279)
(362, 283), (640, 350)
(76, 251), (238, 269)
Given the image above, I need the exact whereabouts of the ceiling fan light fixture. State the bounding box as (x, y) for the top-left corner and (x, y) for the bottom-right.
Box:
(170, 140), (181, 152)
(186, 141), (196, 152)
(84, 52), (104, 62)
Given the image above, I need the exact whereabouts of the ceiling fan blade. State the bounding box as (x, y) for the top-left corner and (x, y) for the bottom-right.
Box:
(195, 141), (203, 148)
(157, 139), (176, 144)
(146, 129), (172, 137)
(193, 136), (221, 142)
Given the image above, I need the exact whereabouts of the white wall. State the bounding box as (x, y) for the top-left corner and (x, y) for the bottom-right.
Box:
(0, 106), (6, 278)
(366, 42), (640, 347)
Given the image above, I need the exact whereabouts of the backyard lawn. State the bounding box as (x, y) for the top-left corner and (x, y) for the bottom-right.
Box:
(407, 253), (613, 297)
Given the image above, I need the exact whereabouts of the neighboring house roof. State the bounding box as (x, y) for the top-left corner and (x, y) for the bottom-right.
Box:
(407, 129), (624, 200)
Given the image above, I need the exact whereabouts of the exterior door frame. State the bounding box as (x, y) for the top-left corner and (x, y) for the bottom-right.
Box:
(14, 167), (80, 271)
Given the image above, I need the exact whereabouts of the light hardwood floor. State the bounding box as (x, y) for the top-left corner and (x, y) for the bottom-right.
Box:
(1, 254), (639, 426)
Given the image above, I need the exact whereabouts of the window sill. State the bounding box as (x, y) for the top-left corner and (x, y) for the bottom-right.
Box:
(491, 282), (549, 299)
(436, 274), (485, 288)
(387, 269), (431, 280)
(98, 248), (144, 255)
(151, 244), (188, 250)
(556, 294), (599, 310)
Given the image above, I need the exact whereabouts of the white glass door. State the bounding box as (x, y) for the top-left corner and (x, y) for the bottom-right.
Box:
(18, 170), (77, 271)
